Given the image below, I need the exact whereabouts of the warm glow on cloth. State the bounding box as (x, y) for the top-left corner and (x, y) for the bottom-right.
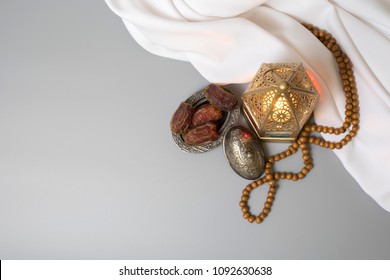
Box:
(105, 0), (390, 212)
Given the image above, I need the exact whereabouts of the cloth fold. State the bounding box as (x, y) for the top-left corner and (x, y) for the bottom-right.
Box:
(105, 0), (390, 212)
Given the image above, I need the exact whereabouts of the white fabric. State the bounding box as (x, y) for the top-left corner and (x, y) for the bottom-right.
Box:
(105, 0), (390, 212)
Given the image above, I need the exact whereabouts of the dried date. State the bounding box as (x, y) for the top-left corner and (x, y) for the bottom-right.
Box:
(184, 122), (219, 145)
(192, 104), (222, 127)
(170, 102), (195, 134)
(204, 84), (238, 111)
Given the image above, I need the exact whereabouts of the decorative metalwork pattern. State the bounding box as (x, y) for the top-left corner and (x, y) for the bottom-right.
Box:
(223, 126), (265, 180)
(242, 63), (320, 141)
(172, 89), (240, 153)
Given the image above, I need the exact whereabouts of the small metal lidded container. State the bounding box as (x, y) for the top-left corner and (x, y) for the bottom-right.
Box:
(242, 63), (320, 142)
(223, 126), (265, 180)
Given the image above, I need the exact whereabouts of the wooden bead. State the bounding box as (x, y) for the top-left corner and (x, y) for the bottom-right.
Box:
(251, 182), (258, 188)
(299, 137), (307, 144)
(256, 178), (264, 185)
(255, 217), (263, 224)
(248, 216), (255, 223)
(333, 50), (342, 57)
(269, 186), (277, 193)
(266, 197), (274, 203)
(352, 125), (360, 132)
(352, 113), (360, 119)
(243, 213), (250, 219)
(267, 192), (275, 198)
(301, 130), (309, 137)
(268, 180), (277, 187)
(242, 207), (249, 213)
(301, 167), (309, 175)
(242, 189), (250, 195)
(331, 45), (339, 52)
(264, 202), (272, 209)
(323, 141), (330, 148)
(302, 154), (311, 161)
(245, 185), (253, 192)
(241, 195), (249, 202)
(259, 213), (267, 220)
(343, 86), (351, 92)
(263, 208), (270, 215)
(239, 201), (247, 207)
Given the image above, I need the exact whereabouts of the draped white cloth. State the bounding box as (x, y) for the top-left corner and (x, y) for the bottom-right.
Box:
(105, 0), (390, 212)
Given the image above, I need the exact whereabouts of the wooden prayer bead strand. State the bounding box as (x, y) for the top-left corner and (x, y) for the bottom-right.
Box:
(241, 24), (360, 223)
(303, 25), (360, 149)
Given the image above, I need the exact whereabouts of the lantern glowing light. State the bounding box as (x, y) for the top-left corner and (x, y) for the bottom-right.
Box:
(242, 63), (320, 141)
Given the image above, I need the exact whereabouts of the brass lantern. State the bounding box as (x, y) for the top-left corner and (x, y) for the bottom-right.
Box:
(242, 63), (320, 141)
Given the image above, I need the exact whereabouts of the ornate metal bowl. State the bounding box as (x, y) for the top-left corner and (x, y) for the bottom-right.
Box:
(172, 89), (240, 153)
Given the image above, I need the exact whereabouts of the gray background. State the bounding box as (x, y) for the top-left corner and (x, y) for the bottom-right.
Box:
(1, 1), (390, 259)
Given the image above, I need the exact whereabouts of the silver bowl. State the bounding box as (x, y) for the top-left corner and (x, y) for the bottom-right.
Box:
(172, 89), (240, 153)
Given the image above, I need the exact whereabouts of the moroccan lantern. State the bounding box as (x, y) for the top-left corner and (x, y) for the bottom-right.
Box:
(242, 63), (320, 141)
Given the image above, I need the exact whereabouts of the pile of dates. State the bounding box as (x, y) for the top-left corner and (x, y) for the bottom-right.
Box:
(170, 84), (238, 145)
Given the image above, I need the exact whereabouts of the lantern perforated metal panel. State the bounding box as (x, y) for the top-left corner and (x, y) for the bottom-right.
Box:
(242, 63), (320, 141)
